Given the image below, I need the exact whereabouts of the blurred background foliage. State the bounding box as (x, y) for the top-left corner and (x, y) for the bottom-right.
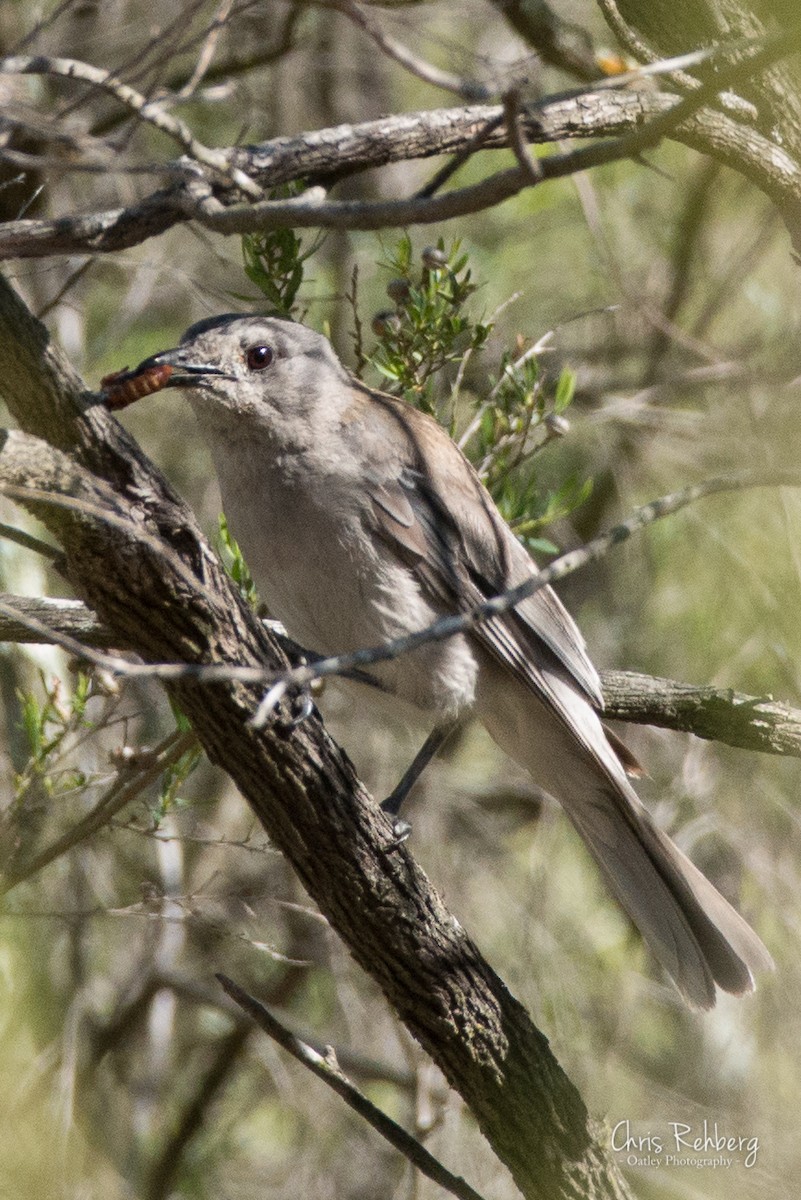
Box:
(0, 1), (800, 1198)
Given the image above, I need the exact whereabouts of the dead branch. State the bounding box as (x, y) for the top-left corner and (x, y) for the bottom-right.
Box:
(0, 271), (632, 1200)
(219, 974), (489, 1200)
(3, 593), (800, 760)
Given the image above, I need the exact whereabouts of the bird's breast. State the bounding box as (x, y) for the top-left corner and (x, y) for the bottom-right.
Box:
(213, 450), (478, 719)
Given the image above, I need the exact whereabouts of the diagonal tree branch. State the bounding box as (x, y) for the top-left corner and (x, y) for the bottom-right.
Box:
(0, 275), (632, 1199)
(219, 973), (490, 1200)
(3, 586), (801, 759)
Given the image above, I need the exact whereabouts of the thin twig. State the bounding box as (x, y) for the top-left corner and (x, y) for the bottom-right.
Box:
(502, 89), (542, 182)
(0, 522), (61, 561)
(457, 331), (552, 452)
(91, 7), (302, 137)
(0, 728), (197, 897)
(414, 113), (505, 200)
(320, 0), (493, 100)
(177, 0), (235, 99)
(319, 7), (744, 104)
(217, 974), (490, 1200)
(35, 260), (95, 320)
(0, 54), (262, 198)
(251, 469), (801, 724)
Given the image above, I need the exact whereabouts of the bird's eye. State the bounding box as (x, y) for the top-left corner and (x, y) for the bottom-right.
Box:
(246, 344), (274, 371)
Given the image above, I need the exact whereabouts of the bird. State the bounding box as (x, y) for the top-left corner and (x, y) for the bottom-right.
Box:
(113, 312), (773, 1008)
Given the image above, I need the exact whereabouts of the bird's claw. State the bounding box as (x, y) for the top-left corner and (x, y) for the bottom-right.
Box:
(286, 690), (314, 728)
(383, 816), (412, 851)
(271, 688), (314, 732)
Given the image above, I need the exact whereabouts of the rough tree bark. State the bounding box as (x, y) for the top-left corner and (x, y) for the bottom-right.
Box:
(0, 278), (634, 1199)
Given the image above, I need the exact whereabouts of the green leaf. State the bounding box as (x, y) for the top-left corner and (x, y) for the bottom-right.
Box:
(525, 537), (560, 555)
(554, 367), (576, 413)
(217, 513), (259, 608)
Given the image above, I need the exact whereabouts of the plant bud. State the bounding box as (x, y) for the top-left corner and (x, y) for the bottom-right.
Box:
(386, 277), (411, 305)
(372, 309), (403, 337)
(421, 245), (447, 271)
(544, 413), (570, 437)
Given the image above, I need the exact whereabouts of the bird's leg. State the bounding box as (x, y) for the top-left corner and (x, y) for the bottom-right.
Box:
(263, 618), (457, 841)
(284, 689), (315, 727)
(263, 624), (385, 730)
(381, 719), (461, 844)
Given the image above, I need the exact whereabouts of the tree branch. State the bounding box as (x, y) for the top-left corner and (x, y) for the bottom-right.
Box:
(218, 974), (490, 1200)
(601, 671), (801, 758)
(2, 75), (800, 258)
(0, 273), (632, 1199)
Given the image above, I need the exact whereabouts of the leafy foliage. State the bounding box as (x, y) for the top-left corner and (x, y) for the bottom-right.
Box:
(13, 670), (95, 807)
(474, 357), (591, 552)
(366, 236), (589, 551)
(241, 187), (324, 317)
(367, 235), (492, 413)
(218, 512), (259, 608)
(150, 703), (202, 828)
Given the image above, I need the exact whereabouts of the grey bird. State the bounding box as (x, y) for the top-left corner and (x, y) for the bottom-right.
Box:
(120, 313), (773, 1008)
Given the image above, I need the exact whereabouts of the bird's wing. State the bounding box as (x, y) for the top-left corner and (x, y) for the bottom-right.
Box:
(360, 393), (603, 709)
(358, 393), (774, 1005)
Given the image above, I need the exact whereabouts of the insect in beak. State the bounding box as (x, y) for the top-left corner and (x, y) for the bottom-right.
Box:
(101, 352), (231, 410)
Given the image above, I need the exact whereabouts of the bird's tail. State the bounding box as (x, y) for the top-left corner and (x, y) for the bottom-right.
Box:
(476, 667), (773, 1007)
(564, 776), (773, 1008)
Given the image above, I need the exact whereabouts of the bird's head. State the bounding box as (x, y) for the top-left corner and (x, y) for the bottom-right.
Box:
(103, 313), (353, 440)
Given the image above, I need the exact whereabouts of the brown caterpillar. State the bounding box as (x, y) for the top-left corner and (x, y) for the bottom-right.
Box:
(101, 363), (173, 410)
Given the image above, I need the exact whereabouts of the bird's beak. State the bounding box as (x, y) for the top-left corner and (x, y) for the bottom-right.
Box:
(101, 346), (235, 410)
(137, 346), (234, 388)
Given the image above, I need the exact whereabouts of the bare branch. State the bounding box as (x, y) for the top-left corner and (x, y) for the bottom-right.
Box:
(218, 974), (490, 1200)
(602, 671), (801, 759)
(0, 522), (61, 562)
(92, 6), (302, 135)
(181, 167), (530, 232)
(0, 588), (269, 684)
(0, 594), (109, 643)
(502, 89), (543, 183)
(487, 0), (601, 80)
(319, 0), (498, 100)
(0, 54), (262, 197)
(176, 0), (235, 100)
